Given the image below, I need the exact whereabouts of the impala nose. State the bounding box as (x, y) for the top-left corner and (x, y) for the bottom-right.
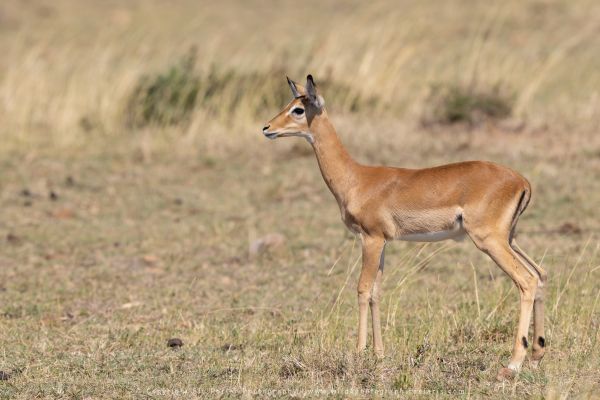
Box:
(262, 124), (270, 132)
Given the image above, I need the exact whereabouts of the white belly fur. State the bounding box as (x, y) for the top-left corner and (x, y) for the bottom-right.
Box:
(398, 225), (466, 242)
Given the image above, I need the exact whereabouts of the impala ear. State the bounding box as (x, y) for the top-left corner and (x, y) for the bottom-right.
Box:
(287, 76), (301, 98)
(306, 74), (325, 109)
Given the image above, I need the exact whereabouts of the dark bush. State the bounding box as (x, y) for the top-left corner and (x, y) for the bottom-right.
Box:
(126, 50), (200, 127)
(423, 83), (513, 126)
(125, 50), (382, 127)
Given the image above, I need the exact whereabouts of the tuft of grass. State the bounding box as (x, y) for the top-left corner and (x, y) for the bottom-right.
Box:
(422, 83), (513, 126)
(125, 49), (381, 128)
(125, 49), (200, 127)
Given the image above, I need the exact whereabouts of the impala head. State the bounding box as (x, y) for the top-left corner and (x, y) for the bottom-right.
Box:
(262, 74), (325, 144)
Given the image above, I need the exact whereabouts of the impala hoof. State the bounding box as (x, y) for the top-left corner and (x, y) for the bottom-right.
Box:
(530, 359), (542, 369)
(531, 350), (545, 369)
(496, 367), (517, 381)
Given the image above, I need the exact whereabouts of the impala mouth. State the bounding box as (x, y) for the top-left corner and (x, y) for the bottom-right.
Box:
(263, 132), (279, 139)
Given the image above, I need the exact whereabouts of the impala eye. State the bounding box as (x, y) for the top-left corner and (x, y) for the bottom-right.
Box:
(291, 107), (305, 116)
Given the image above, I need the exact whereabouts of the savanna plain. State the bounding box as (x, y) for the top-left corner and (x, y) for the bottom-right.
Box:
(1, 1), (600, 398)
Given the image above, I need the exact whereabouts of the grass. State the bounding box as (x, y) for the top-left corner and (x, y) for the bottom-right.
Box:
(1, 123), (599, 398)
(125, 51), (379, 128)
(1, 0), (600, 398)
(422, 83), (513, 126)
(126, 49), (200, 127)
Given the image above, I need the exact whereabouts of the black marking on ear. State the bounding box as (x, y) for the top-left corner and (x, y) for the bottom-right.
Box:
(305, 74), (323, 110)
(522, 337), (528, 348)
(306, 74), (316, 95)
(538, 336), (545, 348)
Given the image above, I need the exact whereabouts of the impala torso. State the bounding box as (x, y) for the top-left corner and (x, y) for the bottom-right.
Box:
(338, 161), (529, 242)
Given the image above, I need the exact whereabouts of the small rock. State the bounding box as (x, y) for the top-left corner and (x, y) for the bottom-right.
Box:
(65, 176), (75, 186)
(220, 276), (233, 286)
(0, 370), (10, 381)
(52, 208), (75, 219)
(20, 189), (31, 197)
(49, 190), (58, 201)
(142, 255), (159, 266)
(44, 252), (59, 260)
(220, 343), (243, 352)
(167, 338), (183, 348)
(6, 233), (21, 245)
(120, 301), (142, 309)
(60, 312), (75, 321)
(249, 233), (286, 257)
(558, 222), (582, 235)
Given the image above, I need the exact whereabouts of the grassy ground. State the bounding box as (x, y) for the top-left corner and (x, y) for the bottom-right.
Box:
(1, 1), (600, 399)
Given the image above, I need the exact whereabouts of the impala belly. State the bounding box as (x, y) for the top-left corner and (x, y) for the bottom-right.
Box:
(387, 207), (466, 242)
(399, 223), (466, 242)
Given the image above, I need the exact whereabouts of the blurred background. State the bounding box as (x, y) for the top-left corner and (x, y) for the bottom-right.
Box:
(1, 0), (599, 150)
(1, 0), (599, 397)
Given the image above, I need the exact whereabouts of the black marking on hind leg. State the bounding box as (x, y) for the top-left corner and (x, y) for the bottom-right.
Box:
(456, 213), (463, 224)
(538, 337), (545, 348)
(522, 336), (528, 348)
(509, 190), (527, 242)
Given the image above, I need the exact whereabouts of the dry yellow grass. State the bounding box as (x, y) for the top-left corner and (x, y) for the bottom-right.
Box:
(1, 0), (600, 148)
(1, 1), (600, 398)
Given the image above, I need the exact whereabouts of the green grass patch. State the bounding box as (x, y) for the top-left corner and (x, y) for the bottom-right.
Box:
(423, 83), (513, 126)
(125, 49), (381, 127)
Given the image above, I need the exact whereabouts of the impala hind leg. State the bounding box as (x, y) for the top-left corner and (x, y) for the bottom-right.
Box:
(511, 240), (547, 366)
(357, 236), (385, 353)
(370, 244), (386, 357)
(469, 234), (538, 380)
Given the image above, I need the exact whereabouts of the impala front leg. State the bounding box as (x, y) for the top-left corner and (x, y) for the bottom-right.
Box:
(370, 266), (385, 357)
(357, 235), (386, 353)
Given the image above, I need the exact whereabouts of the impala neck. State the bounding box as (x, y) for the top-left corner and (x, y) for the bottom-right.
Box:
(309, 111), (359, 204)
